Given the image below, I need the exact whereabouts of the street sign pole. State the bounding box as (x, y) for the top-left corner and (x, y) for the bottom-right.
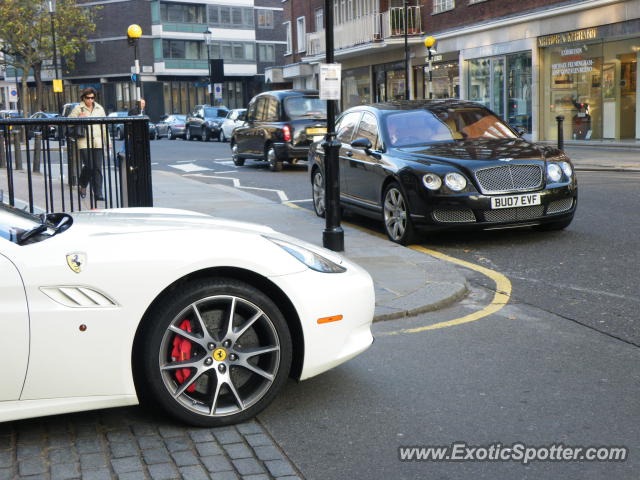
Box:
(321, 0), (344, 252)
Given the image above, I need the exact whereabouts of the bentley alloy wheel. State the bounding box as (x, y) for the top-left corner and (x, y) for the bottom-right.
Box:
(312, 169), (326, 218)
(137, 279), (292, 427)
(382, 183), (415, 245)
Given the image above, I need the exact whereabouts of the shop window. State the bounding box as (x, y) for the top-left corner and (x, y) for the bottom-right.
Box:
(342, 66), (371, 109)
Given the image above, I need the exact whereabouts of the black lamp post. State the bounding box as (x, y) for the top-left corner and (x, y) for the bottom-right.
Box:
(321, 0), (344, 251)
(127, 24), (143, 104)
(204, 30), (214, 104)
(404, 0), (410, 99)
(424, 36), (436, 99)
(47, 0), (62, 114)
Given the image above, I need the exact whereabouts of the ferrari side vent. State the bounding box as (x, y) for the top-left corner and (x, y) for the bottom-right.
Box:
(40, 286), (118, 308)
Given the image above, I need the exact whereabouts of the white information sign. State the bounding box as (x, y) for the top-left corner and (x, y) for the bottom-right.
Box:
(319, 63), (341, 101)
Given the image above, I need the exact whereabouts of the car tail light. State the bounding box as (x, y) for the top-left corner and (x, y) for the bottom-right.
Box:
(283, 125), (292, 142)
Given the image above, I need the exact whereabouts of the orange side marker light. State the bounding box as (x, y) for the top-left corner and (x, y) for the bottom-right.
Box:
(317, 315), (343, 324)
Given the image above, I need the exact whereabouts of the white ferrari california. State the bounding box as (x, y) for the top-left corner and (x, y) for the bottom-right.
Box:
(0, 204), (374, 426)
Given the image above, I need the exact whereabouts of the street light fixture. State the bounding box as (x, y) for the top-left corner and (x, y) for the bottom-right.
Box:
(424, 36), (437, 99)
(127, 24), (143, 104)
(47, 0), (62, 114)
(203, 30), (214, 104)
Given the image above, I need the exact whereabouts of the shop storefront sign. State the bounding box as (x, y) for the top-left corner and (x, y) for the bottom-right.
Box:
(538, 28), (598, 47)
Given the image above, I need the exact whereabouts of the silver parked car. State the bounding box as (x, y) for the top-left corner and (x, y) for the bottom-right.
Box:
(154, 114), (187, 140)
(220, 109), (246, 143)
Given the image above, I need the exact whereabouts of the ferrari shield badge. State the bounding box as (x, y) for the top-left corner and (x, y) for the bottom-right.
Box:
(66, 253), (86, 273)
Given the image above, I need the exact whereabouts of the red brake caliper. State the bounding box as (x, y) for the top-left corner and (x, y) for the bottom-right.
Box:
(171, 319), (196, 393)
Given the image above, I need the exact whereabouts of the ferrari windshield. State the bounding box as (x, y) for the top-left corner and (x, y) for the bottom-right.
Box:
(0, 203), (41, 243)
(385, 107), (518, 147)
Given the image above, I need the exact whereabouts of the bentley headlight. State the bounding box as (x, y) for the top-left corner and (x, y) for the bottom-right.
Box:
(444, 172), (467, 191)
(422, 173), (442, 190)
(547, 163), (562, 182)
(266, 237), (346, 273)
(560, 161), (573, 178)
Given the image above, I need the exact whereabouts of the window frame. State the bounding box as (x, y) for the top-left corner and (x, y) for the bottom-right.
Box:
(257, 8), (274, 29)
(284, 21), (292, 55)
(433, 0), (455, 14)
(296, 16), (306, 53)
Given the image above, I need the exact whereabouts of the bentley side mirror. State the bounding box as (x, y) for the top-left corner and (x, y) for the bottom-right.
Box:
(351, 137), (373, 151)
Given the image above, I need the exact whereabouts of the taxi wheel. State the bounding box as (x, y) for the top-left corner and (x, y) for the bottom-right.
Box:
(232, 143), (245, 167)
(134, 278), (292, 427)
(266, 146), (283, 172)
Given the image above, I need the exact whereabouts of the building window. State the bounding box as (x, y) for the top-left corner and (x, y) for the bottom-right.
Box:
(433, 0), (454, 13)
(257, 9), (274, 29)
(85, 44), (96, 63)
(206, 5), (254, 29)
(160, 3), (205, 23)
(162, 39), (207, 59)
(258, 44), (275, 63)
(314, 8), (323, 32)
(284, 21), (292, 54)
(208, 41), (255, 62)
(296, 16), (306, 53)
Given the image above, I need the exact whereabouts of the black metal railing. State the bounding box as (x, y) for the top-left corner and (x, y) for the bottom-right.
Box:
(0, 116), (152, 214)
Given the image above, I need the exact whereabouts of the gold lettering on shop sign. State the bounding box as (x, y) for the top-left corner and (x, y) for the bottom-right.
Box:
(538, 28), (598, 47)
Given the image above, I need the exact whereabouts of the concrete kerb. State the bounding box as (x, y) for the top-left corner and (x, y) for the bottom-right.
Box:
(151, 170), (469, 322)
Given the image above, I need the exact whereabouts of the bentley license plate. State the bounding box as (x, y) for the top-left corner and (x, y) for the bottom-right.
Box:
(491, 193), (541, 209)
(307, 127), (327, 135)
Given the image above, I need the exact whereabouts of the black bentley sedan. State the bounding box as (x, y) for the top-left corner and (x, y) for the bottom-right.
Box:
(231, 90), (327, 171)
(309, 100), (577, 244)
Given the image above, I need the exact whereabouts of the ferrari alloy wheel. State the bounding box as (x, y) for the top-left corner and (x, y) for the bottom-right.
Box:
(312, 168), (326, 218)
(232, 144), (245, 167)
(136, 279), (292, 427)
(266, 146), (282, 172)
(382, 183), (415, 245)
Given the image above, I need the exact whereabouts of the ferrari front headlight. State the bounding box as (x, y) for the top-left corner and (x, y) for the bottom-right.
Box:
(266, 237), (346, 273)
(444, 172), (467, 191)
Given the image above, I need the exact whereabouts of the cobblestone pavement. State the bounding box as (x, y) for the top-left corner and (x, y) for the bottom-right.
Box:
(0, 406), (303, 480)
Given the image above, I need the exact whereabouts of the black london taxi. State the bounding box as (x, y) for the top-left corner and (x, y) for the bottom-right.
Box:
(231, 90), (327, 171)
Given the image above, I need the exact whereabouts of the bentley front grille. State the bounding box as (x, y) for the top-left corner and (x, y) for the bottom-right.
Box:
(483, 205), (545, 223)
(432, 208), (476, 223)
(546, 198), (574, 214)
(474, 164), (543, 194)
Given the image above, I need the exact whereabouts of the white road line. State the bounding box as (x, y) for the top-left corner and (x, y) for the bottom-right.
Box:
(214, 160), (235, 166)
(286, 198), (312, 203)
(183, 173), (289, 201)
(214, 157), (233, 161)
(169, 163), (213, 173)
(215, 170), (238, 174)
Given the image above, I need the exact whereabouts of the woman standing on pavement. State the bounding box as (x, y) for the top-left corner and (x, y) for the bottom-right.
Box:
(68, 87), (107, 201)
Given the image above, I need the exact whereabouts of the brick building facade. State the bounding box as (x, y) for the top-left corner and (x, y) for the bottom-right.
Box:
(277, 0), (640, 143)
